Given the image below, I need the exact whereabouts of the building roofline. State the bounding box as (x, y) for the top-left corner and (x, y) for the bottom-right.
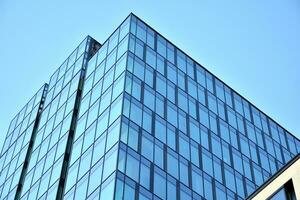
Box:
(4, 83), (48, 132)
(246, 153), (300, 199)
(88, 13), (131, 53)
(128, 12), (299, 142)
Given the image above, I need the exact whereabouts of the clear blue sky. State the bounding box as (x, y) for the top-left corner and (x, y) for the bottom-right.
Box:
(0, 0), (299, 150)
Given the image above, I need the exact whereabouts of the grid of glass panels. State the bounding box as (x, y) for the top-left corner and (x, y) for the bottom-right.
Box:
(0, 85), (47, 200)
(63, 15), (130, 200)
(19, 37), (93, 200)
(1, 13), (300, 200)
(113, 14), (300, 200)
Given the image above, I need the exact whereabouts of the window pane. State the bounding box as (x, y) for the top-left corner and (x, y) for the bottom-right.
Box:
(102, 146), (117, 180)
(154, 167), (166, 199)
(126, 151), (140, 182)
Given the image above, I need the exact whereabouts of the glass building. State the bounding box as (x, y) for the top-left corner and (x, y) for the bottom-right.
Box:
(0, 13), (299, 200)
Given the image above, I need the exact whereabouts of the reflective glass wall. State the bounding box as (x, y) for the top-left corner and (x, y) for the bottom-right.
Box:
(19, 37), (96, 200)
(1, 13), (299, 200)
(113, 14), (300, 200)
(63, 15), (130, 200)
(0, 85), (47, 200)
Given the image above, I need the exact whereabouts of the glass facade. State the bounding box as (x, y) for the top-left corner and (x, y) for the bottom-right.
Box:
(0, 14), (300, 200)
(0, 85), (48, 200)
(18, 36), (100, 200)
(63, 16), (130, 200)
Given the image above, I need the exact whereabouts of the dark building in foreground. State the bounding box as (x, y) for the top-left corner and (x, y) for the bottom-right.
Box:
(0, 13), (299, 200)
